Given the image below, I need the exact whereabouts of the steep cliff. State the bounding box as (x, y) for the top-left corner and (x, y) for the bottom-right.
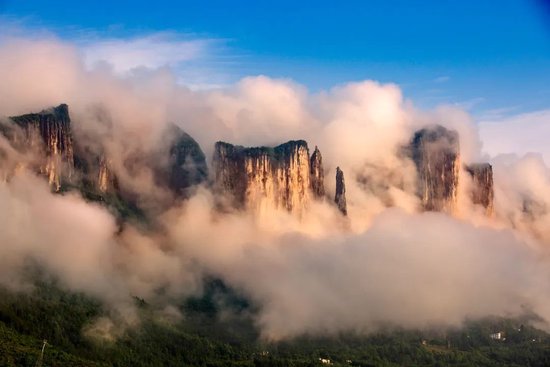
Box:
(465, 163), (494, 215)
(9, 104), (74, 190)
(97, 155), (118, 193)
(213, 140), (311, 213)
(335, 167), (347, 216)
(167, 125), (208, 197)
(70, 141), (119, 198)
(411, 125), (460, 213)
(309, 146), (325, 198)
(2, 104), (213, 224)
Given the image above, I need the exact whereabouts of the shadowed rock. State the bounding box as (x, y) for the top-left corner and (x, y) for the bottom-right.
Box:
(167, 125), (208, 197)
(335, 167), (347, 216)
(466, 163), (494, 215)
(310, 146), (325, 198)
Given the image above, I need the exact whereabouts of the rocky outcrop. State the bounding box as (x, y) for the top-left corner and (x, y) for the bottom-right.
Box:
(309, 146), (324, 198)
(97, 155), (118, 193)
(466, 163), (494, 215)
(9, 104), (74, 190)
(213, 140), (311, 213)
(411, 125), (460, 213)
(167, 125), (208, 197)
(2, 104), (499, 222)
(71, 142), (119, 197)
(1, 104), (212, 223)
(335, 167), (347, 215)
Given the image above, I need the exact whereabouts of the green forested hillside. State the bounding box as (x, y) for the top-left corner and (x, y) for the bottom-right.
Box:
(1, 280), (549, 367)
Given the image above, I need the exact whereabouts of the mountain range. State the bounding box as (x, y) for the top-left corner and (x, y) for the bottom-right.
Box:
(1, 103), (494, 222)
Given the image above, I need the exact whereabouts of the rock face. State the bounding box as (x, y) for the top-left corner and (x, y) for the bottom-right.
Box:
(310, 146), (324, 198)
(167, 126), (208, 196)
(213, 140), (312, 213)
(2, 103), (213, 222)
(335, 167), (347, 215)
(97, 155), (118, 193)
(411, 125), (460, 213)
(0, 104), (506, 223)
(9, 104), (74, 190)
(466, 163), (494, 215)
(72, 143), (119, 196)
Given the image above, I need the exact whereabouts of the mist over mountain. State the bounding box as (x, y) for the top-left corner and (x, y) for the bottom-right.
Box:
(1, 36), (550, 344)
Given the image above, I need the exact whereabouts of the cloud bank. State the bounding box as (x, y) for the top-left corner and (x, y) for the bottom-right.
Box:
(1, 34), (550, 340)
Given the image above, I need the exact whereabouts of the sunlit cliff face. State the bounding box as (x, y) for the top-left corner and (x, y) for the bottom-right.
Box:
(213, 140), (313, 216)
(8, 104), (74, 191)
(97, 156), (116, 193)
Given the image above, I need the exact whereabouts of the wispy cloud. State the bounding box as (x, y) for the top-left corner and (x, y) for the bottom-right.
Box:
(77, 32), (246, 89)
(81, 33), (219, 73)
(0, 20), (240, 89)
(433, 75), (450, 83)
(476, 105), (521, 121)
(453, 97), (485, 110)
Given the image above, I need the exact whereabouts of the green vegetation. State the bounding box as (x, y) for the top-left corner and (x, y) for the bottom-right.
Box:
(1, 280), (549, 367)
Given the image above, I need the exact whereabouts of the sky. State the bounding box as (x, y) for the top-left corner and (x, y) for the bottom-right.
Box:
(0, 0), (549, 119)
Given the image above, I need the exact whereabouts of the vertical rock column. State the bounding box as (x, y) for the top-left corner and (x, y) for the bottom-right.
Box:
(335, 167), (347, 216)
(310, 146), (325, 198)
(411, 125), (460, 213)
(465, 163), (494, 215)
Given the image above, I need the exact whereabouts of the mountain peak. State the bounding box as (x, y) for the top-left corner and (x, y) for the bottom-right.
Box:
(411, 125), (460, 213)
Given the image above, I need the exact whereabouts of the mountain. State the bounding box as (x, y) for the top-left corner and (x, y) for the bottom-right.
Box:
(165, 124), (208, 197)
(410, 125), (494, 215)
(2, 105), (208, 220)
(1, 104), (495, 219)
(213, 140), (320, 214)
(7, 104), (74, 191)
(411, 125), (461, 213)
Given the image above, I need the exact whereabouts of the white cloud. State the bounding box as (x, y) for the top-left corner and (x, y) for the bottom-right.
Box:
(0, 21), (234, 88)
(81, 33), (218, 74)
(479, 109), (550, 164)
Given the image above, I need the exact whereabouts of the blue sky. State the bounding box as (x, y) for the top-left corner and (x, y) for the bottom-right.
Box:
(1, 0), (549, 119)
